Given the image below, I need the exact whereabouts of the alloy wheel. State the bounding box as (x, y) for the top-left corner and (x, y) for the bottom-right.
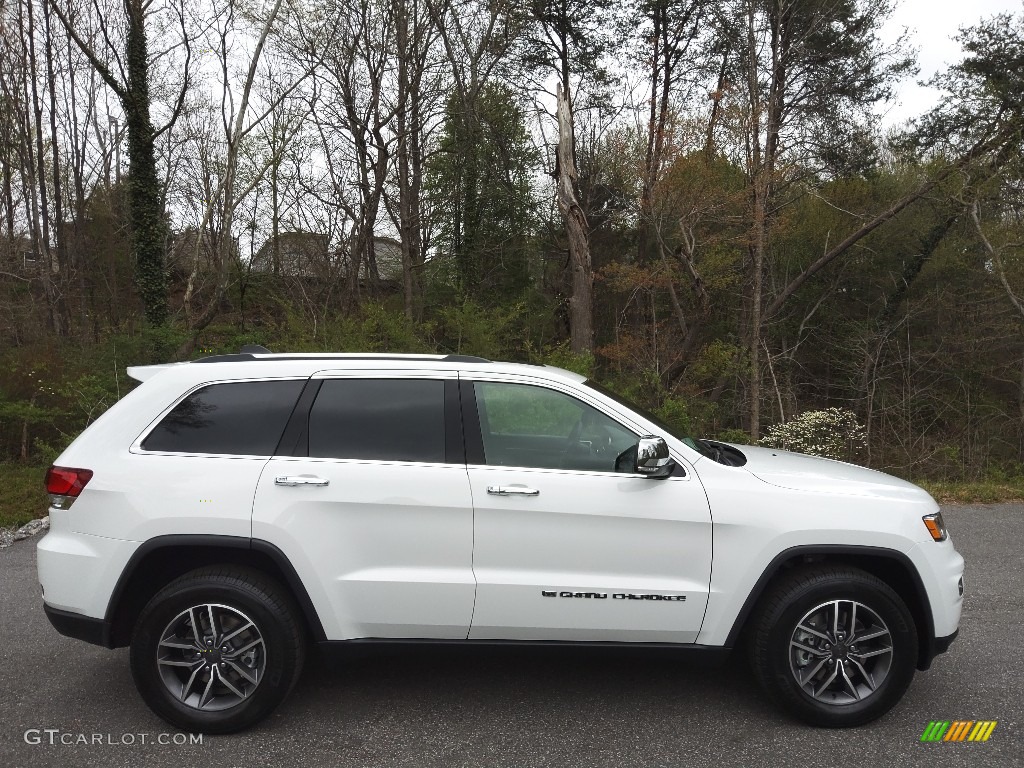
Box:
(788, 599), (893, 705)
(155, 603), (266, 711)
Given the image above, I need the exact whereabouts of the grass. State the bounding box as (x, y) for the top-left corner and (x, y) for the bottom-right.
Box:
(916, 479), (1024, 505)
(0, 464), (48, 529)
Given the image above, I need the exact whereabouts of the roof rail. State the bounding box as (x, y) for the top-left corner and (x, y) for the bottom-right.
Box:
(191, 348), (492, 365)
(442, 354), (491, 363)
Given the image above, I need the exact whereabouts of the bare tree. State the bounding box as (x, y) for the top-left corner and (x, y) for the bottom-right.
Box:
(51, 0), (195, 326)
(387, 0), (443, 320)
(178, 0), (299, 354)
(524, 0), (618, 354)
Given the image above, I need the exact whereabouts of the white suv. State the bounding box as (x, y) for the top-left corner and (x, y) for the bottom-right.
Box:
(38, 349), (964, 733)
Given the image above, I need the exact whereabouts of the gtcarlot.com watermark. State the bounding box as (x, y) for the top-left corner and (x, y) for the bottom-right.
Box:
(24, 729), (203, 746)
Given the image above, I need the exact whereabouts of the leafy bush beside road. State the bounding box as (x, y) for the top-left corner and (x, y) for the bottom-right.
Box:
(0, 465), (47, 529)
(759, 408), (868, 462)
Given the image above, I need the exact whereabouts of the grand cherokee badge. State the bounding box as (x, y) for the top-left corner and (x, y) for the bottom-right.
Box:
(542, 590), (686, 601)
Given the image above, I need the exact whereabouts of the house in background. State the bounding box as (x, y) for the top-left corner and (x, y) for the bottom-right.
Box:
(370, 236), (403, 282)
(251, 231), (331, 277)
(250, 231), (403, 285)
(167, 228), (223, 277)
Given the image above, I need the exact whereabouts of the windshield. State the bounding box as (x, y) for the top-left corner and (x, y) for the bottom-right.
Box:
(582, 379), (707, 455)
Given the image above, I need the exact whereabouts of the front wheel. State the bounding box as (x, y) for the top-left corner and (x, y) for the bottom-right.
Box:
(748, 565), (918, 727)
(130, 566), (305, 733)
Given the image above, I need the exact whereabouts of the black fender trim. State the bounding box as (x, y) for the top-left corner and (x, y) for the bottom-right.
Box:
(721, 544), (944, 670)
(104, 534), (327, 644)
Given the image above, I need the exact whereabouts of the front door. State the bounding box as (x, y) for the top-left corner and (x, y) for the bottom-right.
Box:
(464, 378), (712, 643)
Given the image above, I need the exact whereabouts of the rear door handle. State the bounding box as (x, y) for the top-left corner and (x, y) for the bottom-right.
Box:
(275, 475), (330, 487)
(487, 485), (540, 496)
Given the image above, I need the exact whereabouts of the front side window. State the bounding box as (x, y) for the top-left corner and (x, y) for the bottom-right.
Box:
(473, 382), (637, 472)
(141, 380), (304, 455)
(308, 379), (445, 463)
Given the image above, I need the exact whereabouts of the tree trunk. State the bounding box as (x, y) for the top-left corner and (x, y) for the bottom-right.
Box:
(743, 0), (765, 439)
(556, 85), (593, 354)
(394, 0), (423, 320)
(748, 181), (766, 439)
(26, 0), (65, 335)
(637, 3), (664, 267)
(42, 0), (71, 334)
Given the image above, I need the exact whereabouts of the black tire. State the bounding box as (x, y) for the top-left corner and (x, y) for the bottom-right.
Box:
(130, 566), (305, 734)
(748, 565), (918, 727)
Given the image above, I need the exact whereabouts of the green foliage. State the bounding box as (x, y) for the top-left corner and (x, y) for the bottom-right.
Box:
(760, 408), (868, 461)
(651, 395), (692, 438)
(425, 84), (540, 300)
(534, 341), (595, 378)
(270, 302), (430, 354)
(0, 331), (178, 463)
(0, 465), (48, 529)
(520, 0), (619, 90)
(435, 300), (526, 360)
(714, 428), (752, 445)
(916, 479), (1024, 505)
(595, 370), (693, 438)
(914, 11), (1024, 152)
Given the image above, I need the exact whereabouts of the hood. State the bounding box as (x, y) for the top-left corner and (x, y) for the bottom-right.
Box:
(723, 444), (931, 502)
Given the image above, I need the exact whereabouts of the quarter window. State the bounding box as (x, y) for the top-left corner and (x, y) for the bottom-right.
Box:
(308, 379), (445, 463)
(473, 382), (637, 472)
(141, 380), (304, 455)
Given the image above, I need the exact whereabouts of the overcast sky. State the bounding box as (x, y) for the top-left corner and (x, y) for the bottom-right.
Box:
(878, 0), (1024, 126)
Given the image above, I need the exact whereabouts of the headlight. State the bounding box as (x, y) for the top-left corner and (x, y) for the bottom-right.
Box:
(923, 512), (948, 542)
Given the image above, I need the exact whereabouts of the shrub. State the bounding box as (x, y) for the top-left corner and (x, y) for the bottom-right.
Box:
(714, 428), (752, 445)
(760, 408), (867, 461)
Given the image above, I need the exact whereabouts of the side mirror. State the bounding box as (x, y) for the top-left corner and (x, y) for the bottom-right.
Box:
(635, 436), (675, 478)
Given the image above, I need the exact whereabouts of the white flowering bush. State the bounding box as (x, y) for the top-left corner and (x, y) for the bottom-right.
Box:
(759, 408), (867, 461)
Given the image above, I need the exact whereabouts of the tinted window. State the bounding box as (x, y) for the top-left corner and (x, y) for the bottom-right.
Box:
(142, 380), (304, 455)
(308, 379), (445, 463)
(474, 382), (636, 472)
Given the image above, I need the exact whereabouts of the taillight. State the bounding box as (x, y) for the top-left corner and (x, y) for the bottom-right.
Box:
(45, 466), (93, 509)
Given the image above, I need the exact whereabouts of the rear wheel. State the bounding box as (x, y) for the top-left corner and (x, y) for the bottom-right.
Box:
(748, 565), (918, 727)
(130, 566), (305, 733)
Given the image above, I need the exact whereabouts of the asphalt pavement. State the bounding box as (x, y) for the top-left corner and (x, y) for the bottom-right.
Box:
(1, 505), (1020, 768)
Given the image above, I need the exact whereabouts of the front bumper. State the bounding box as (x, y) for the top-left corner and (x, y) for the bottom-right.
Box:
(919, 628), (959, 670)
(907, 538), (964, 670)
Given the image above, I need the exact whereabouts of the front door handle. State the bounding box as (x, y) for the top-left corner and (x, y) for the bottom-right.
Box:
(275, 475), (330, 487)
(487, 485), (540, 496)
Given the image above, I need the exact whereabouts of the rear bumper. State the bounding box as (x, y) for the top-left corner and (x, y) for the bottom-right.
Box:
(43, 603), (114, 648)
(37, 527), (139, 618)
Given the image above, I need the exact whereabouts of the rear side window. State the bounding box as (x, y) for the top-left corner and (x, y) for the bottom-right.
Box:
(308, 379), (444, 463)
(141, 380), (304, 455)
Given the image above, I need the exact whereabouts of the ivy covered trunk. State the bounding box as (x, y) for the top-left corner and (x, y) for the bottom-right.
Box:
(124, 0), (167, 326)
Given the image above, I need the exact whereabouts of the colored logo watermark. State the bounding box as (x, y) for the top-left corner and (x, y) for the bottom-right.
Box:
(921, 721), (997, 742)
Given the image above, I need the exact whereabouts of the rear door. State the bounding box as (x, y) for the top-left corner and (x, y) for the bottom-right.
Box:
(464, 375), (713, 643)
(252, 371), (475, 640)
